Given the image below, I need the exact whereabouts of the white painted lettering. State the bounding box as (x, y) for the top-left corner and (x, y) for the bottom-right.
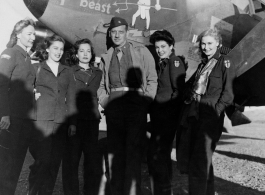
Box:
(95, 3), (100, 11)
(79, 0), (111, 14)
(106, 4), (111, 14)
(80, 0), (88, 7)
(101, 4), (106, 12)
(89, 1), (95, 9)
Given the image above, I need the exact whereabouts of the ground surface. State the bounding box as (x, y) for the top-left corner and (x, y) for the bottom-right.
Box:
(15, 107), (265, 195)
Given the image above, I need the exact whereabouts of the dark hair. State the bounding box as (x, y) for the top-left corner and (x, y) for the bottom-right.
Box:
(7, 18), (36, 48)
(35, 35), (65, 62)
(149, 30), (175, 47)
(67, 38), (95, 65)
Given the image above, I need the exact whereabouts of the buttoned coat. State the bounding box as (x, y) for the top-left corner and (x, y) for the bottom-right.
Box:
(177, 50), (236, 194)
(0, 45), (36, 119)
(152, 53), (186, 114)
(97, 41), (158, 108)
(34, 61), (76, 124)
(188, 51), (235, 123)
(72, 65), (102, 120)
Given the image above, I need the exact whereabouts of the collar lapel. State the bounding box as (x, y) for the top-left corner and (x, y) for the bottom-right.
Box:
(86, 70), (97, 85)
(58, 63), (66, 74)
(42, 61), (53, 72)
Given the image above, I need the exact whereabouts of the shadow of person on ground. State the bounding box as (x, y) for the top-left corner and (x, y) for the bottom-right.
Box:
(0, 72), (37, 195)
(63, 87), (107, 195)
(215, 150), (265, 164)
(104, 67), (152, 195)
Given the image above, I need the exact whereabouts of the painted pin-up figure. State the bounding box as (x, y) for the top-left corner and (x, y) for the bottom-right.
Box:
(131, 0), (161, 31)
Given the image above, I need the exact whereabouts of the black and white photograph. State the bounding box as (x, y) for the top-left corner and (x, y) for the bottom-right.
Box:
(0, 0), (265, 194)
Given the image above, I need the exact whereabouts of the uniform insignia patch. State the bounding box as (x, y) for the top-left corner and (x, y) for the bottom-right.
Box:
(1, 54), (11, 60)
(224, 60), (230, 68)
(174, 60), (179, 67)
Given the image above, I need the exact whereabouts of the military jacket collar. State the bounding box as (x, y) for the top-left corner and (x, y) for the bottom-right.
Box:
(73, 64), (100, 85)
(13, 45), (28, 58)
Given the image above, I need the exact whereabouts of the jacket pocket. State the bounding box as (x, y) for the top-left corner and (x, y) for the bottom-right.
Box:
(207, 74), (221, 95)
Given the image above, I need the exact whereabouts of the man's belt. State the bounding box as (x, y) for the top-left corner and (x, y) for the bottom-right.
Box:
(110, 87), (143, 92)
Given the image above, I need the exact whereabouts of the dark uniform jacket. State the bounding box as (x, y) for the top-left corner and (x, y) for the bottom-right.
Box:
(183, 50), (236, 135)
(176, 50), (236, 173)
(34, 61), (76, 124)
(152, 53), (186, 117)
(72, 65), (102, 120)
(193, 51), (235, 117)
(0, 45), (36, 119)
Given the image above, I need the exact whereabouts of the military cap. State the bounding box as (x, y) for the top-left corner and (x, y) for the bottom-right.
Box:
(108, 17), (128, 30)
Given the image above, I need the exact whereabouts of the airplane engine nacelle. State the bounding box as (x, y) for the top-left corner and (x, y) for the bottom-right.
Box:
(35, 27), (54, 39)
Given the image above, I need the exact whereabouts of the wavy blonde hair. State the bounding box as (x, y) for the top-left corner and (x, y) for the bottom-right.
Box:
(7, 18), (35, 48)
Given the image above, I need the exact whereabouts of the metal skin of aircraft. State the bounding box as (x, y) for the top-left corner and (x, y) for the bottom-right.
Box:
(22, 0), (265, 130)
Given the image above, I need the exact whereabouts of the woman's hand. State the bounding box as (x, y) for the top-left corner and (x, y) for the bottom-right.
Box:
(68, 125), (76, 137)
(0, 116), (10, 130)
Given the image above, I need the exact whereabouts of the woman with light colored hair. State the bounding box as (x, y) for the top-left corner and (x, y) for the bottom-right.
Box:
(0, 18), (36, 195)
(177, 27), (235, 195)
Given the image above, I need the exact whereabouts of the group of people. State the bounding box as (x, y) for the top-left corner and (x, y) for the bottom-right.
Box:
(0, 15), (235, 195)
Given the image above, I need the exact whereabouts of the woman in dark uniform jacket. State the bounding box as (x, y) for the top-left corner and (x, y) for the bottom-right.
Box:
(62, 39), (103, 195)
(28, 35), (76, 195)
(178, 28), (235, 195)
(147, 30), (186, 195)
(0, 19), (36, 195)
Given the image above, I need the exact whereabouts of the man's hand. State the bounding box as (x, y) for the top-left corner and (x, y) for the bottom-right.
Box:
(68, 125), (77, 137)
(0, 116), (10, 130)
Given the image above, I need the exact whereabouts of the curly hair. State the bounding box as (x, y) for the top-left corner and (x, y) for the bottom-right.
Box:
(149, 29), (175, 46)
(197, 27), (222, 58)
(35, 35), (65, 62)
(67, 38), (95, 66)
(7, 18), (36, 48)
(199, 27), (222, 47)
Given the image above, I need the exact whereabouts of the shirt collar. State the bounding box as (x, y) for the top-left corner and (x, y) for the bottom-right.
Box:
(115, 41), (129, 54)
(74, 64), (98, 72)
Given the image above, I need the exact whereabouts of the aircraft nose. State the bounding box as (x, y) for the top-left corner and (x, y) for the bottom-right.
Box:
(24, 0), (49, 19)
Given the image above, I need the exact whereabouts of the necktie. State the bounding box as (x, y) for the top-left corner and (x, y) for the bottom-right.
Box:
(159, 58), (168, 71)
(116, 48), (122, 62)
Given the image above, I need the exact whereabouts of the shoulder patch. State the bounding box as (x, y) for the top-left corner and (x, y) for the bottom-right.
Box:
(174, 60), (180, 67)
(224, 60), (230, 68)
(1, 54), (11, 60)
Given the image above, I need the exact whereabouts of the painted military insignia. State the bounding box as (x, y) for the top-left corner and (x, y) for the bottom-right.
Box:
(224, 60), (230, 68)
(174, 60), (180, 67)
(1, 54), (11, 59)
